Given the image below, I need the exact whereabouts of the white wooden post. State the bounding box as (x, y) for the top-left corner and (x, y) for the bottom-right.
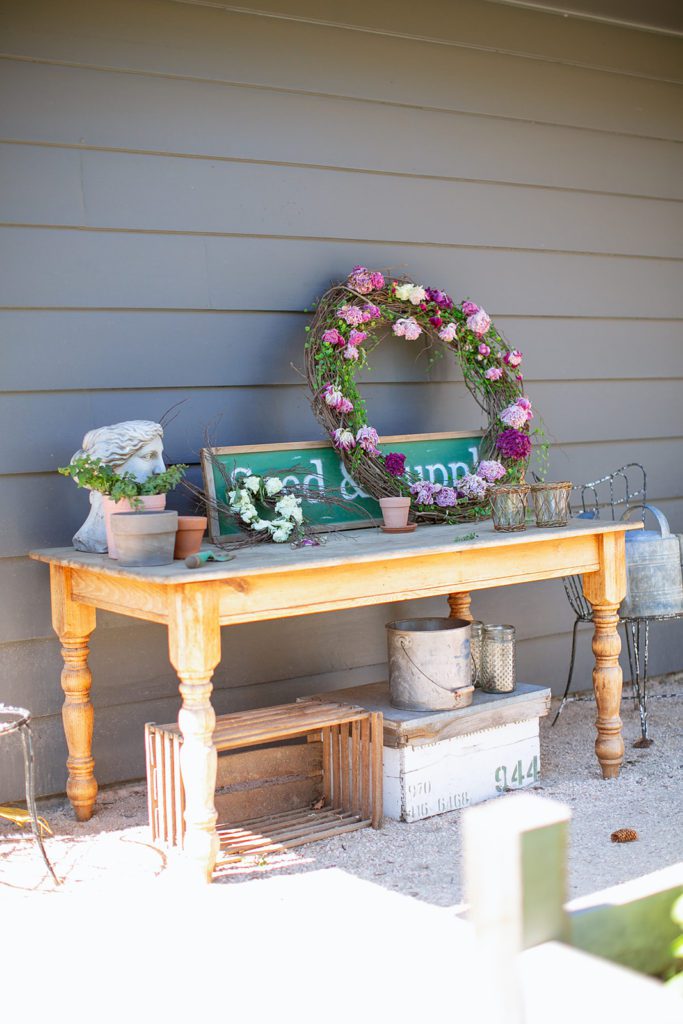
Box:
(463, 793), (571, 1024)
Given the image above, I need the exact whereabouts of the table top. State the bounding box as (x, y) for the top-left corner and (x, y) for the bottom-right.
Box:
(30, 517), (640, 586)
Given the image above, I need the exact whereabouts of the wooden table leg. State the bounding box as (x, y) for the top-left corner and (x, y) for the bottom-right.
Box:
(50, 565), (98, 821)
(168, 585), (221, 883)
(582, 532), (627, 779)
(448, 591), (473, 622)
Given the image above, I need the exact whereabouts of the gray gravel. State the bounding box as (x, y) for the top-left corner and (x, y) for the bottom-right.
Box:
(1, 683), (681, 901)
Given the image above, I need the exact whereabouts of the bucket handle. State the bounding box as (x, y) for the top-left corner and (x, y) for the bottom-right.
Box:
(398, 637), (475, 694)
(621, 503), (671, 539)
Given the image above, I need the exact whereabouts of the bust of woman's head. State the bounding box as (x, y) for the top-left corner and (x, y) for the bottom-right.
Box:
(71, 420), (165, 552)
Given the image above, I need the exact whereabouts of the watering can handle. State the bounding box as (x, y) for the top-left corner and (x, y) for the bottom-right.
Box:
(398, 637), (475, 693)
(620, 504), (671, 539)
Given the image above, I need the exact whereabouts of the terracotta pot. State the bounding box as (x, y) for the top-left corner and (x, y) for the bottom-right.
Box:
(379, 496), (411, 529)
(102, 494), (166, 558)
(110, 510), (178, 567)
(173, 515), (208, 559)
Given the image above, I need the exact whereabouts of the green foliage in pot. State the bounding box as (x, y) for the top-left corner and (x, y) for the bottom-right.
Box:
(58, 454), (187, 507)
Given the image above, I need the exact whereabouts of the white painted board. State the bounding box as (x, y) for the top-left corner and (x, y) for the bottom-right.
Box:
(383, 718), (540, 822)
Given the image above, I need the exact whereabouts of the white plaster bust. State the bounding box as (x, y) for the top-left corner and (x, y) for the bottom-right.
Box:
(71, 420), (166, 552)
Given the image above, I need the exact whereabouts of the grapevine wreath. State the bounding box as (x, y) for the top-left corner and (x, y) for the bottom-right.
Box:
(305, 266), (538, 525)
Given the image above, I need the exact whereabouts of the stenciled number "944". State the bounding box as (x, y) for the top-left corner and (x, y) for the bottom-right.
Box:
(495, 756), (539, 793)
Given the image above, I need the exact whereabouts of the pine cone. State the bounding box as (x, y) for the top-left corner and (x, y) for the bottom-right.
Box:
(611, 828), (638, 843)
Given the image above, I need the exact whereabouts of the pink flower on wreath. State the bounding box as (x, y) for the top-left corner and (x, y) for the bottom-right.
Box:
(337, 304), (366, 326)
(410, 481), (440, 506)
(322, 328), (345, 347)
(461, 301), (479, 317)
(478, 342), (491, 357)
(467, 309), (491, 338)
(332, 428), (356, 451)
(438, 322), (458, 343)
(342, 344), (360, 361)
(500, 403), (529, 430)
(322, 384), (354, 414)
(348, 329), (367, 347)
(384, 452), (406, 477)
(429, 315), (443, 328)
(496, 429), (532, 461)
(364, 303), (381, 320)
(485, 366), (503, 381)
(435, 487), (458, 507)
(458, 474), (489, 501)
(356, 426), (380, 456)
(504, 349), (523, 368)
(476, 460), (506, 483)
(516, 397), (533, 421)
(393, 317), (422, 341)
(516, 373), (524, 382)
(347, 265), (376, 294)
(347, 266), (384, 294)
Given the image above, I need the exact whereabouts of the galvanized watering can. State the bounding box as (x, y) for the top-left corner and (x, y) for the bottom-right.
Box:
(385, 617), (475, 712)
(619, 505), (683, 618)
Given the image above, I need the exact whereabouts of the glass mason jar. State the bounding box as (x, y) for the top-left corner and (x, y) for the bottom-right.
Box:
(480, 624), (516, 693)
(470, 620), (483, 687)
(530, 482), (572, 528)
(490, 484), (530, 532)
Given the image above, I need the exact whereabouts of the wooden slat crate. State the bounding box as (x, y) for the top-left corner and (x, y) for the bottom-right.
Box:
(145, 699), (383, 864)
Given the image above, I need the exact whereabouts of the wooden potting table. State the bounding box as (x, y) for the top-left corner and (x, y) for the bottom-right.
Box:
(32, 517), (637, 883)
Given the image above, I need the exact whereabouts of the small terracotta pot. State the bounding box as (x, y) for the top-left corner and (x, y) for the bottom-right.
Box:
(173, 515), (208, 559)
(379, 496), (411, 529)
(102, 493), (166, 558)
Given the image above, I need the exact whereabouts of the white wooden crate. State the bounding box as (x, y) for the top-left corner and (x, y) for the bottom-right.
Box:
(384, 717), (540, 821)
(305, 682), (550, 823)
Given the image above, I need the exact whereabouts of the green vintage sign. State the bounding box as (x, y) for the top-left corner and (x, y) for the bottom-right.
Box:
(201, 432), (483, 540)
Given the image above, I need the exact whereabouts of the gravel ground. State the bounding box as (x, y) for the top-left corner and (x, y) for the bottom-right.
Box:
(1, 685), (681, 902)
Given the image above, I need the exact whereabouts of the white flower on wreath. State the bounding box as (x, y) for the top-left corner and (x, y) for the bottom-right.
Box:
(240, 504), (259, 524)
(395, 283), (426, 305)
(244, 475), (261, 494)
(265, 477), (284, 496)
(275, 494), (303, 524)
(269, 519), (294, 543)
(252, 518), (271, 531)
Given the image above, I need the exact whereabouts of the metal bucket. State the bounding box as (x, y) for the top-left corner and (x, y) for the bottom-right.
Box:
(385, 617), (474, 712)
(619, 505), (683, 618)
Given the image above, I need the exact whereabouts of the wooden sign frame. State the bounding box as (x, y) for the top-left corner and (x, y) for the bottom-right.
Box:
(201, 431), (484, 542)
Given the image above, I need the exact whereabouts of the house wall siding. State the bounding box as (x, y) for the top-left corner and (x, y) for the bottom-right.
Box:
(1, 0), (681, 797)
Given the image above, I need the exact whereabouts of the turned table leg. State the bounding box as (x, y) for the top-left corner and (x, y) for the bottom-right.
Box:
(583, 532), (627, 779)
(168, 585), (221, 883)
(50, 565), (98, 821)
(448, 591), (473, 622)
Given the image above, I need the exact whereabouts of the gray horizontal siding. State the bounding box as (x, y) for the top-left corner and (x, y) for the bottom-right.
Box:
(2, 1), (683, 136)
(2, 229), (682, 314)
(3, 61), (683, 199)
(2, 312), (683, 391)
(4, 144), (683, 258)
(2, 380), (683, 475)
(1, 0), (681, 799)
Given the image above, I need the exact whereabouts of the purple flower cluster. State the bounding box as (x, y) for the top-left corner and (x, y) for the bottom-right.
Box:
(410, 481), (441, 505)
(477, 460), (506, 483)
(496, 429), (532, 461)
(348, 266), (385, 294)
(461, 300), (479, 317)
(434, 487), (458, 507)
(425, 287), (454, 309)
(384, 452), (406, 477)
(457, 474), (489, 501)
